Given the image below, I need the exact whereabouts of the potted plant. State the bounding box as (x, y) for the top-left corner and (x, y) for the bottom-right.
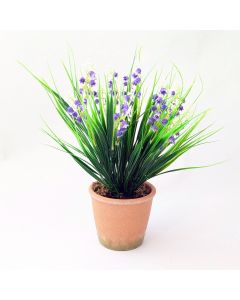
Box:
(24, 56), (217, 251)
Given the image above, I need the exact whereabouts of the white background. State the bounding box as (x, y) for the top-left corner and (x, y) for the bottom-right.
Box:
(0, 31), (240, 271)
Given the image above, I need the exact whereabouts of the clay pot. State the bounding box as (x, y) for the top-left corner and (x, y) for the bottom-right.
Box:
(89, 182), (156, 251)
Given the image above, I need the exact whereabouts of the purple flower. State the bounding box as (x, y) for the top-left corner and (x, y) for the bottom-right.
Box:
(132, 73), (138, 78)
(152, 94), (158, 101)
(160, 88), (167, 95)
(114, 113), (120, 120)
(176, 132), (180, 137)
(120, 120), (129, 128)
(108, 80), (113, 88)
(114, 72), (118, 78)
(117, 127), (126, 138)
(124, 95), (130, 102)
(74, 99), (81, 107)
(151, 125), (158, 132)
(89, 71), (96, 79)
(148, 117), (155, 125)
(72, 111), (78, 118)
(136, 68), (141, 74)
(153, 112), (160, 120)
(67, 107), (74, 115)
(161, 104), (167, 111)
(121, 103), (129, 114)
(156, 97), (163, 104)
(169, 136), (175, 144)
(76, 116), (83, 123)
(179, 105), (184, 111)
(79, 88), (84, 95)
(89, 79), (96, 86)
(95, 98), (99, 104)
(79, 77), (85, 84)
(171, 90), (175, 96)
(123, 81), (128, 86)
(83, 98), (87, 105)
(151, 105), (157, 112)
(161, 118), (168, 125)
(133, 77), (141, 85)
(123, 76), (129, 81)
(93, 91), (98, 97)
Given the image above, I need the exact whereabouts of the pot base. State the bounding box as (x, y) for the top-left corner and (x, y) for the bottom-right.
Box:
(98, 236), (144, 251)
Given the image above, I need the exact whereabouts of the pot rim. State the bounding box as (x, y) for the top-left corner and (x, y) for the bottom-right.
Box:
(89, 181), (156, 205)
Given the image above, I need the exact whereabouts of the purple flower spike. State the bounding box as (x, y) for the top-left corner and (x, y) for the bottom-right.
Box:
(72, 111), (78, 118)
(160, 88), (167, 95)
(108, 80), (113, 88)
(114, 113), (120, 120)
(79, 77), (85, 84)
(151, 124), (158, 132)
(148, 117), (155, 125)
(67, 107), (74, 115)
(151, 105), (157, 112)
(124, 95), (130, 102)
(123, 76), (129, 81)
(133, 77), (141, 85)
(121, 103), (129, 114)
(114, 72), (118, 78)
(136, 68), (141, 74)
(89, 79), (96, 86)
(76, 116), (83, 123)
(161, 118), (168, 125)
(171, 90), (175, 96)
(74, 99), (81, 107)
(169, 136), (175, 144)
(89, 71), (96, 79)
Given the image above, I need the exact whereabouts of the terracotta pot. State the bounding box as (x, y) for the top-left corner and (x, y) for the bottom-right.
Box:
(89, 182), (156, 251)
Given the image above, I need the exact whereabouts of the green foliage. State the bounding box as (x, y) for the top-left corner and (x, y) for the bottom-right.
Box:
(22, 55), (218, 198)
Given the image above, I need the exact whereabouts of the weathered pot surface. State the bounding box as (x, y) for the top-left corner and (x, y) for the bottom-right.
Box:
(89, 182), (156, 251)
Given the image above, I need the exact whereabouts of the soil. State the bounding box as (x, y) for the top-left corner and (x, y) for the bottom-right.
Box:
(92, 182), (151, 199)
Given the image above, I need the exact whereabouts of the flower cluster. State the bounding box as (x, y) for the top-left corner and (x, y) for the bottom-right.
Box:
(67, 68), (143, 138)
(147, 87), (185, 144)
(65, 67), (185, 144)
